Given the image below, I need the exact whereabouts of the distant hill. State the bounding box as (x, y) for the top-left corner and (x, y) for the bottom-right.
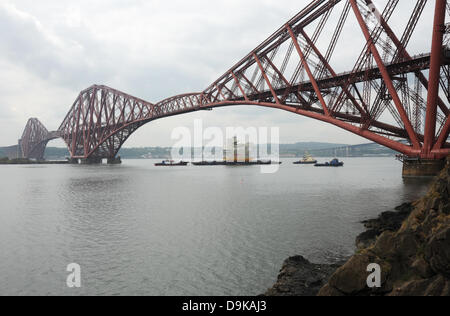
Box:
(281, 142), (349, 150)
(122, 142), (351, 159)
(279, 142), (349, 157)
(307, 142), (397, 157)
(0, 145), (21, 159)
(44, 147), (70, 159)
(0, 142), (397, 160)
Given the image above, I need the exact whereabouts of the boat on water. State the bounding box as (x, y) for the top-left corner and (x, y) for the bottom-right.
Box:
(192, 161), (225, 166)
(154, 160), (189, 166)
(294, 152), (317, 165)
(314, 158), (344, 167)
(192, 160), (282, 166)
(192, 136), (282, 166)
(227, 160), (282, 166)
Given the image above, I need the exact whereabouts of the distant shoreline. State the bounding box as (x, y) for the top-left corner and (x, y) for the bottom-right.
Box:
(0, 158), (68, 165)
(44, 155), (396, 161)
(1, 142), (398, 161)
(0, 156), (398, 166)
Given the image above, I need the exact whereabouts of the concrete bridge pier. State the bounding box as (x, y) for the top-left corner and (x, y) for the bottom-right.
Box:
(402, 158), (446, 177)
(107, 156), (122, 165)
(79, 157), (102, 165)
(67, 157), (121, 164)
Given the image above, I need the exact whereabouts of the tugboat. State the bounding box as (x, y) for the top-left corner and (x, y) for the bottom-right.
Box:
(314, 158), (344, 167)
(294, 152), (318, 165)
(154, 160), (189, 167)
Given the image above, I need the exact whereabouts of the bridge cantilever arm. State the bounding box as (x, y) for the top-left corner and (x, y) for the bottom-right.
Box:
(286, 24), (330, 117)
(349, 0), (420, 150)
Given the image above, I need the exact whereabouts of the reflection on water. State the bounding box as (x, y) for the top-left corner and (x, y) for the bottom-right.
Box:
(0, 158), (432, 295)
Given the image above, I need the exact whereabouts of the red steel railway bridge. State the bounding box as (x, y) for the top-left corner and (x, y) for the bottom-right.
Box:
(16, 0), (450, 175)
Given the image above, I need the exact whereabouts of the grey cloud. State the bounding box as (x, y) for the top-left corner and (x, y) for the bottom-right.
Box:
(0, 3), (101, 90)
(0, 0), (440, 147)
(0, 1), (209, 100)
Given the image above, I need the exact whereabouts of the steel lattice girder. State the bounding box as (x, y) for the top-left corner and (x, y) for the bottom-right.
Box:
(18, 0), (450, 160)
(20, 118), (59, 160)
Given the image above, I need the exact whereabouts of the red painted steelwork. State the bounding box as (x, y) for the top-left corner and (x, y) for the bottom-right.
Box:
(18, 0), (450, 161)
(423, 0), (447, 158)
(20, 118), (60, 160)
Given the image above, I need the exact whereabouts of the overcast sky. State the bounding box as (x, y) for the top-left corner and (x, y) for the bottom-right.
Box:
(0, 0), (438, 147)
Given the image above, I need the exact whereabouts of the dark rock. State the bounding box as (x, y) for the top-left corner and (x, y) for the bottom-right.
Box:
(442, 280), (450, 296)
(395, 202), (414, 213)
(327, 254), (371, 295)
(325, 254), (391, 296)
(394, 231), (419, 260)
(373, 231), (396, 258)
(389, 278), (434, 296)
(440, 203), (450, 215)
(317, 284), (344, 296)
(411, 257), (435, 279)
(357, 203), (414, 249)
(429, 197), (442, 211)
(425, 227), (450, 278)
(424, 275), (447, 296)
(264, 256), (341, 296)
(389, 275), (447, 296)
(421, 209), (440, 236)
(355, 229), (379, 250)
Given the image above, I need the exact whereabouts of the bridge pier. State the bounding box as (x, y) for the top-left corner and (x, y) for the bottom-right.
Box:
(79, 157), (102, 165)
(107, 156), (122, 165)
(67, 157), (122, 164)
(402, 158), (446, 177)
(68, 158), (80, 164)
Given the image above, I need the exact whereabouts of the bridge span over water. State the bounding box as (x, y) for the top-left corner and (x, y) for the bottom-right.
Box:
(14, 0), (450, 175)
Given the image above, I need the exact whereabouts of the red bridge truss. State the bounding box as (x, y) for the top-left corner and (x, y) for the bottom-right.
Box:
(20, 118), (60, 160)
(18, 0), (450, 161)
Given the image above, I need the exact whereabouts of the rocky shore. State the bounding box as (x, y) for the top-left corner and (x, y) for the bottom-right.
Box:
(265, 158), (450, 296)
(264, 256), (343, 296)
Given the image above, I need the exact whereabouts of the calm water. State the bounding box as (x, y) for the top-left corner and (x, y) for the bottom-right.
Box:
(0, 158), (432, 296)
